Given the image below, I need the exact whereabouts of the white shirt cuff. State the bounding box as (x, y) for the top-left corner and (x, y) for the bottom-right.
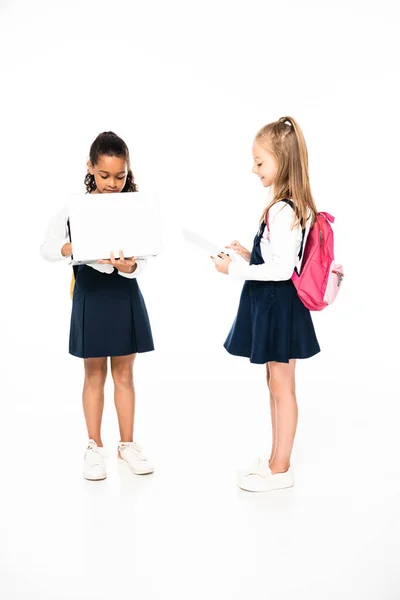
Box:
(228, 260), (250, 280)
(117, 259), (147, 279)
(40, 239), (71, 262)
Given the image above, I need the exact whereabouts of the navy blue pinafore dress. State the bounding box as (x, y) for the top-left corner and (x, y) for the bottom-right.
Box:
(223, 215), (320, 364)
(69, 264), (154, 359)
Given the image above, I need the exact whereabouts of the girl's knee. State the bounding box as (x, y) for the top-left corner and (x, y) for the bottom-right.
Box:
(268, 362), (296, 399)
(111, 368), (133, 387)
(110, 354), (135, 386)
(111, 361), (134, 387)
(269, 378), (295, 400)
(84, 359), (108, 385)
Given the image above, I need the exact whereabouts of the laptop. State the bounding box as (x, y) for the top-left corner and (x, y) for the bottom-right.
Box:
(67, 191), (163, 265)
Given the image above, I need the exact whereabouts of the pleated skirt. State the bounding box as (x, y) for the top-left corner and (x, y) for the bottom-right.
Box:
(224, 279), (320, 364)
(69, 265), (154, 359)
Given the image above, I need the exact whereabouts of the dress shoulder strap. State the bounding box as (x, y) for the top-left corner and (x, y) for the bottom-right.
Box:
(265, 199), (306, 262)
(67, 218), (79, 280)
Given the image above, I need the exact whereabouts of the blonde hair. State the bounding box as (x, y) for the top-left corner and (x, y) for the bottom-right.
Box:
(256, 116), (318, 228)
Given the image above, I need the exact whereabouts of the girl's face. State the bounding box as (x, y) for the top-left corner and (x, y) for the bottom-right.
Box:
(252, 141), (278, 188)
(88, 154), (128, 193)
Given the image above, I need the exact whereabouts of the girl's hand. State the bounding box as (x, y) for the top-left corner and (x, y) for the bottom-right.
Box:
(210, 252), (232, 274)
(97, 251), (137, 274)
(225, 240), (251, 262)
(62, 242), (72, 257)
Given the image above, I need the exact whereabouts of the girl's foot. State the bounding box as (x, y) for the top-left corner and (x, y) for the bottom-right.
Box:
(83, 439), (107, 481)
(237, 457), (293, 492)
(118, 442), (154, 475)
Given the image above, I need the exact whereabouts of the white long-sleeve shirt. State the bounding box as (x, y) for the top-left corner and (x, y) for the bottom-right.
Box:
(228, 200), (312, 281)
(40, 205), (147, 279)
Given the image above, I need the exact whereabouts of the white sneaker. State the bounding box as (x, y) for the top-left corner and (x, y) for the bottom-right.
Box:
(83, 439), (107, 481)
(118, 441), (154, 475)
(237, 457), (294, 492)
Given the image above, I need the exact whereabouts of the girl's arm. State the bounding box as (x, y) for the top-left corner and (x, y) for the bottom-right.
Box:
(228, 203), (302, 281)
(118, 258), (148, 279)
(40, 205), (71, 262)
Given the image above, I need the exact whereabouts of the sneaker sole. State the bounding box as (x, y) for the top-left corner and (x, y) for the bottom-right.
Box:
(118, 457), (154, 475)
(83, 472), (107, 481)
(237, 472), (294, 492)
(238, 481), (294, 492)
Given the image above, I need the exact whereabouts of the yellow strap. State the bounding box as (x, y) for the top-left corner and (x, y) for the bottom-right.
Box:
(70, 273), (75, 299)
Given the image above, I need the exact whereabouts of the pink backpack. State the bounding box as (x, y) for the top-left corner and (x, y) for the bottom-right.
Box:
(266, 201), (344, 311)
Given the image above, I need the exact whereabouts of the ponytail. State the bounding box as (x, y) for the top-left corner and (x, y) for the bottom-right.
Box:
(256, 116), (318, 228)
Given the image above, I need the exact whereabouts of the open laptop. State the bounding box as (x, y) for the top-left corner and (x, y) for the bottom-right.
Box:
(67, 191), (163, 265)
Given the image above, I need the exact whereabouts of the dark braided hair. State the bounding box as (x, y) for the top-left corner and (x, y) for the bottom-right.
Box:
(84, 131), (138, 193)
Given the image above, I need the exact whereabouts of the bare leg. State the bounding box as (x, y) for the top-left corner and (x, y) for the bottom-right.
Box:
(83, 357), (108, 447)
(268, 359), (298, 474)
(267, 363), (277, 464)
(110, 354), (136, 457)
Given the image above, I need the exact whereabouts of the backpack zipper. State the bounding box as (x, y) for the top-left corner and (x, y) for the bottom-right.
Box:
(332, 270), (344, 287)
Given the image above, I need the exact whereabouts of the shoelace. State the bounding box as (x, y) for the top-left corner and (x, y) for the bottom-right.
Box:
(248, 457), (270, 476)
(120, 442), (147, 462)
(87, 444), (108, 460)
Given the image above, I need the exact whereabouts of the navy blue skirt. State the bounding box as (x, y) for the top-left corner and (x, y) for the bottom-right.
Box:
(224, 279), (320, 364)
(69, 266), (154, 359)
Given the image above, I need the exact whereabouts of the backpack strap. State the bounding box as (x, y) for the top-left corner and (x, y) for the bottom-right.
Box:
(265, 199), (306, 263)
(282, 199), (306, 262)
(67, 218), (79, 280)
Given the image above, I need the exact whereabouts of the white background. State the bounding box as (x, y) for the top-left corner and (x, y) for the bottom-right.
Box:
(0, 1), (399, 598)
